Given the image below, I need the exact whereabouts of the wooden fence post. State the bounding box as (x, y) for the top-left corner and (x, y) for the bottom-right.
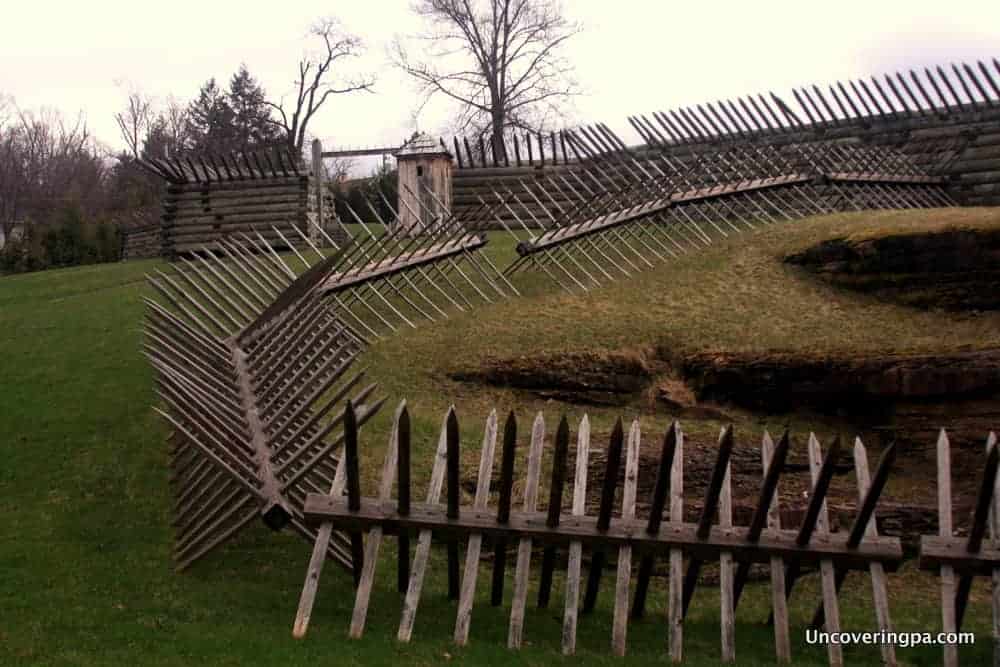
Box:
(312, 138), (324, 246)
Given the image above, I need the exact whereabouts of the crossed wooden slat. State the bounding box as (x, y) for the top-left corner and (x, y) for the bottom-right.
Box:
(485, 122), (954, 293)
(298, 406), (916, 664)
(145, 230), (388, 573)
(920, 430), (1000, 666)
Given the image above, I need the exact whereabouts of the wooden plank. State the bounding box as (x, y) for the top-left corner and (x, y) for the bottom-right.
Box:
(292, 440), (347, 637)
(669, 425), (684, 662)
(938, 429), (959, 667)
(397, 407), (411, 592)
(537, 417), (570, 608)
(507, 413), (546, 649)
(719, 441), (735, 663)
(853, 438), (896, 666)
(397, 411), (452, 642)
(808, 433), (843, 667)
(491, 412), (518, 605)
(446, 410), (461, 600)
(583, 419), (626, 613)
(920, 538), (1000, 574)
(631, 422), (679, 619)
(562, 415), (590, 655)
(453, 410), (499, 645)
(348, 401), (403, 638)
(305, 497), (904, 568)
(612, 420), (641, 656)
(762, 432), (791, 662)
(990, 432), (1000, 667)
(682, 426), (735, 618)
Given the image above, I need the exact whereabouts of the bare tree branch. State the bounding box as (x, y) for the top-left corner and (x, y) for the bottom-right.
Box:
(114, 87), (153, 159)
(266, 18), (376, 155)
(392, 0), (581, 139)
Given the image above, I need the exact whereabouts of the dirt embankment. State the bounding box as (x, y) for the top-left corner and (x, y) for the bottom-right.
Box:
(448, 350), (655, 406)
(784, 228), (1000, 310)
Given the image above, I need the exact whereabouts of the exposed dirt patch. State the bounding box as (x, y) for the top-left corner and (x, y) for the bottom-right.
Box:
(449, 346), (998, 449)
(675, 349), (1000, 450)
(678, 349), (1000, 409)
(448, 349), (735, 419)
(448, 350), (655, 406)
(785, 228), (1000, 310)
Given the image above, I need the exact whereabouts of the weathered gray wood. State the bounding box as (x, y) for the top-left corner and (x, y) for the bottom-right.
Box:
(669, 426), (685, 662)
(612, 420), (641, 656)
(853, 439), (896, 666)
(293, 443), (347, 638)
(938, 429), (959, 667)
(808, 433), (843, 667)
(454, 410), (499, 645)
(990, 432), (1000, 667)
(719, 445), (735, 663)
(562, 415), (590, 655)
(312, 139), (324, 246)
(306, 497), (904, 567)
(349, 402), (404, 638)
(508, 413), (546, 649)
(762, 431), (791, 662)
(397, 412), (452, 642)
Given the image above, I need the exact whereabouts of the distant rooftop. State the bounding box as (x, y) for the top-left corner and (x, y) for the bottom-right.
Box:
(395, 132), (450, 158)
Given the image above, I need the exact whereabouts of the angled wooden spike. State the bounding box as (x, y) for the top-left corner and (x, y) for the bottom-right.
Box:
(682, 425), (735, 617)
(583, 418), (625, 613)
(491, 411), (518, 606)
(538, 416), (570, 608)
(611, 420), (641, 656)
(808, 434), (843, 667)
(398, 410), (452, 642)
(937, 429), (959, 667)
(956, 436), (1000, 629)
(454, 410), (499, 645)
(988, 431), (1000, 666)
(632, 422), (678, 618)
(349, 401), (404, 638)
(668, 424), (685, 662)
(719, 441), (735, 663)
(397, 406), (412, 592)
(508, 412), (546, 649)
(446, 408), (461, 600)
(761, 431), (791, 662)
(562, 415), (591, 656)
(293, 417), (365, 636)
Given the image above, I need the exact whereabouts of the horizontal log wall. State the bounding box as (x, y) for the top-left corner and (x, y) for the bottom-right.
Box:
(121, 223), (161, 260)
(647, 103), (1000, 206)
(452, 104), (1000, 228)
(162, 175), (310, 258)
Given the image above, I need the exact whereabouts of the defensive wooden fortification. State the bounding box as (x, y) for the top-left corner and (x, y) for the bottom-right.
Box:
(139, 56), (1000, 664)
(126, 147), (314, 259)
(294, 402), (999, 666)
(449, 59), (1000, 228)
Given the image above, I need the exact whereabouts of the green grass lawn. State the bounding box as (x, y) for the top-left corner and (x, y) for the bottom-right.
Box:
(1, 208), (998, 665)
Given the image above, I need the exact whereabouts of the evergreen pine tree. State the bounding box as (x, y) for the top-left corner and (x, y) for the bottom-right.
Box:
(227, 65), (279, 151)
(185, 78), (235, 153)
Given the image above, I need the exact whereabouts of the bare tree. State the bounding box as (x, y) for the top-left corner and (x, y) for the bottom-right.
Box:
(392, 0), (580, 138)
(115, 87), (154, 158)
(266, 18), (376, 155)
(0, 106), (104, 248)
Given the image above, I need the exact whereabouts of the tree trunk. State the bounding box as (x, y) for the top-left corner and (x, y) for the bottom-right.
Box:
(491, 108), (506, 164)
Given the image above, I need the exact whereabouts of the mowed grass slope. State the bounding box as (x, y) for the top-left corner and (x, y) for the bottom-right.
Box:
(1, 208), (997, 665)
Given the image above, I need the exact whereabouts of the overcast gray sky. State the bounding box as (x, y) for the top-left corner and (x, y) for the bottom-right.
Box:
(4, 0), (999, 172)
